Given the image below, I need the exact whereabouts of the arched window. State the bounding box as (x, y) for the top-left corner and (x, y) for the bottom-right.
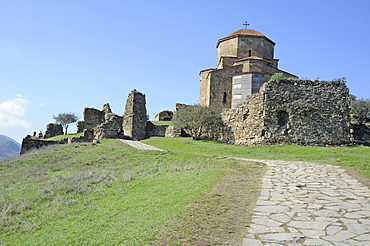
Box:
(248, 50), (252, 57)
(223, 92), (227, 104)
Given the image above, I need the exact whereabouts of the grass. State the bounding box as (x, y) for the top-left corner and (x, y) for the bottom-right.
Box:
(1, 136), (369, 245)
(0, 139), (233, 245)
(144, 137), (370, 176)
(43, 132), (84, 141)
(150, 121), (173, 126)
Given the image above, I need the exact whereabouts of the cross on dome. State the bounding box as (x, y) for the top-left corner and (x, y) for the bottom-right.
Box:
(243, 21), (249, 29)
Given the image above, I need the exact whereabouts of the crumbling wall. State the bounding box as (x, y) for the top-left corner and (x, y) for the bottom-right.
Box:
(94, 115), (123, 140)
(222, 79), (351, 146)
(154, 110), (174, 121)
(82, 103), (123, 140)
(83, 108), (105, 131)
(20, 135), (64, 154)
(122, 90), (147, 140)
(76, 121), (85, 133)
(44, 123), (64, 138)
(351, 124), (370, 145)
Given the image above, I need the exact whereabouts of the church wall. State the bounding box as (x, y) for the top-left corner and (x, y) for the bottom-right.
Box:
(217, 38), (238, 66)
(199, 70), (212, 106)
(222, 80), (351, 146)
(208, 65), (242, 113)
(237, 36), (274, 60)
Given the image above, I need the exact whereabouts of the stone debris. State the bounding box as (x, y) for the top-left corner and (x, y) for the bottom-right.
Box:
(119, 139), (165, 151)
(239, 158), (370, 245)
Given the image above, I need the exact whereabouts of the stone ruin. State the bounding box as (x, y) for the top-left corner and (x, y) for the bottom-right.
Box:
(221, 79), (352, 146)
(154, 110), (173, 121)
(80, 103), (123, 141)
(44, 123), (64, 139)
(20, 81), (369, 155)
(122, 90), (147, 140)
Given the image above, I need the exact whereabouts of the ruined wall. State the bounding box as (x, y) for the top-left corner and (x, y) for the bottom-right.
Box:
(122, 90), (147, 140)
(20, 135), (64, 154)
(44, 123), (63, 138)
(82, 103), (123, 140)
(94, 115), (123, 140)
(351, 124), (370, 145)
(222, 80), (351, 146)
(154, 110), (173, 121)
(76, 121), (85, 133)
(83, 108), (105, 130)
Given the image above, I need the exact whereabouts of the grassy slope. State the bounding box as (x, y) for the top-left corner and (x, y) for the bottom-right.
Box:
(0, 139), (233, 245)
(1, 137), (369, 245)
(144, 137), (370, 176)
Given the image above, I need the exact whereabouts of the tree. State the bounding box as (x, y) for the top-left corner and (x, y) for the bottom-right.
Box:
(53, 112), (79, 135)
(173, 105), (225, 140)
(350, 97), (370, 125)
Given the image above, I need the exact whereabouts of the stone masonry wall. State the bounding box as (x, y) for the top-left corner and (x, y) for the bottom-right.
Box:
(44, 123), (64, 138)
(122, 90), (147, 140)
(83, 107), (105, 131)
(222, 79), (351, 146)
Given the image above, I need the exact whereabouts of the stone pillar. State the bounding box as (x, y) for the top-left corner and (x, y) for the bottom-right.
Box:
(122, 90), (147, 140)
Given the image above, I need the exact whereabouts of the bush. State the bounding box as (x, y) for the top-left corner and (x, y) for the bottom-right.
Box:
(173, 105), (225, 140)
(351, 98), (370, 124)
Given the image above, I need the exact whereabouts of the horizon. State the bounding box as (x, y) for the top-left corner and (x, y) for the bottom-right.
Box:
(1, 0), (369, 143)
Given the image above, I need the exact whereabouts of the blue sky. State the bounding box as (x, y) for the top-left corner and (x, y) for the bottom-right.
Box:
(1, 0), (369, 143)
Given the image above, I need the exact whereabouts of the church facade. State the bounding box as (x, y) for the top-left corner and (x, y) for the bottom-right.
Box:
(200, 28), (297, 113)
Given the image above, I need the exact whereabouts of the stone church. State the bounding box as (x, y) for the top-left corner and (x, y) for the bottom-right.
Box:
(200, 28), (297, 113)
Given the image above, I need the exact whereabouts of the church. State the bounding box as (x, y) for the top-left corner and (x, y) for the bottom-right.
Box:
(199, 27), (297, 113)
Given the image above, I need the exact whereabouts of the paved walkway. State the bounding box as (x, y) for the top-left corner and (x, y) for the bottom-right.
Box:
(119, 139), (166, 151)
(239, 158), (370, 246)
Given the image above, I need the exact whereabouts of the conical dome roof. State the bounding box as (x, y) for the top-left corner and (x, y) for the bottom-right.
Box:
(217, 29), (275, 47)
(224, 29), (265, 38)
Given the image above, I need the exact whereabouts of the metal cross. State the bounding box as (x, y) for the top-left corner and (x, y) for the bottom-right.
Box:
(243, 21), (249, 29)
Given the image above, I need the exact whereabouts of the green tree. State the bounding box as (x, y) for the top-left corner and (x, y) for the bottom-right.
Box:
(350, 97), (370, 124)
(173, 105), (225, 140)
(53, 112), (79, 135)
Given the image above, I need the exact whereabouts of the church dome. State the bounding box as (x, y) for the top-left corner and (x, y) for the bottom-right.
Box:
(224, 29), (265, 38)
(217, 28), (275, 48)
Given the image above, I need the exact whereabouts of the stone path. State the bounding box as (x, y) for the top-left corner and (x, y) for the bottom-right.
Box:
(239, 158), (370, 246)
(119, 139), (166, 151)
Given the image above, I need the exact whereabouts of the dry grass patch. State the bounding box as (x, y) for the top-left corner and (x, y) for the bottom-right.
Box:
(149, 160), (266, 246)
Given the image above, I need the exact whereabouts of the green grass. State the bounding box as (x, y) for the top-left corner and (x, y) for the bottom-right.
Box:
(0, 139), (232, 245)
(144, 137), (370, 176)
(43, 132), (84, 141)
(150, 121), (173, 126)
(2, 137), (369, 245)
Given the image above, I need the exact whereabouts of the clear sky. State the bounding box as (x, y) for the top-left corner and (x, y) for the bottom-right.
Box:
(1, 0), (369, 143)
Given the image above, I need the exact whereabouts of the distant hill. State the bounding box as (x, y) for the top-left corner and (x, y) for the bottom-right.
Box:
(0, 134), (21, 160)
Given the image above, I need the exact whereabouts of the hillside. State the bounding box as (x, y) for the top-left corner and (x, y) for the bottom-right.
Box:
(1, 137), (369, 245)
(0, 134), (21, 160)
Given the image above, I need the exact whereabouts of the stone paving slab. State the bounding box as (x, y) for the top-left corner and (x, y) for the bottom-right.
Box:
(238, 158), (370, 246)
(119, 139), (166, 151)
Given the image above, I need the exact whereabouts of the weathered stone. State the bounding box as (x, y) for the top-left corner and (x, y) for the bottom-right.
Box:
(221, 80), (351, 146)
(83, 107), (105, 131)
(44, 123), (63, 138)
(76, 121), (85, 133)
(20, 135), (63, 154)
(260, 233), (305, 243)
(154, 110), (173, 121)
(122, 90), (147, 140)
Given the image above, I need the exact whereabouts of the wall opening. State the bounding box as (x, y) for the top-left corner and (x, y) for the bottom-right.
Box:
(223, 92), (227, 104)
(277, 111), (289, 128)
(248, 50), (252, 57)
